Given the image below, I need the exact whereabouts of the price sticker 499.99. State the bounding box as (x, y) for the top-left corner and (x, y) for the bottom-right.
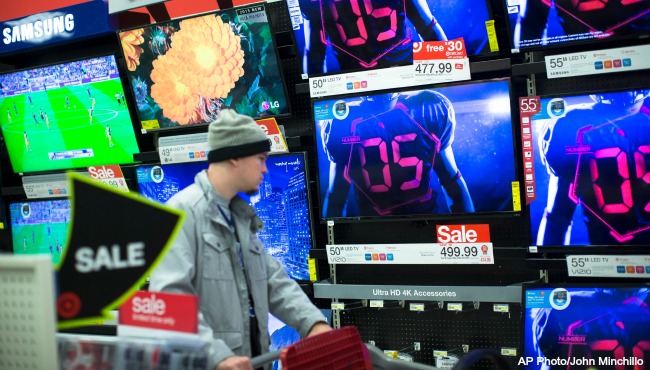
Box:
(412, 39), (471, 82)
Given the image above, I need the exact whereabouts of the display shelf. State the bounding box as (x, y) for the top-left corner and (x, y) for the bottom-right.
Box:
(314, 281), (522, 303)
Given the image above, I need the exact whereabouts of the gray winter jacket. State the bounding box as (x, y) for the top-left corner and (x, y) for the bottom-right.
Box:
(149, 170), (327, 369)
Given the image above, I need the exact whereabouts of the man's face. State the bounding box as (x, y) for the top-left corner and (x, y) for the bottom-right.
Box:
(238, 152), (269, 195)
(597, 90), (649, 115)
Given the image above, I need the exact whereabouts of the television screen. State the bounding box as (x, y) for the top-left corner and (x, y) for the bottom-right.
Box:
(136, 153), (315, 281)
(313, 79), (517, 220)
(10, 199), (71, 265)
(523, 285), (650, 370)
(287, 0), (496, 76)
(136, 161), (207, 204)
(119, 3), (290, 131)
(0, 55), (141, 174)
(528, 89), (650, 247)
(506, 0), (650, 51)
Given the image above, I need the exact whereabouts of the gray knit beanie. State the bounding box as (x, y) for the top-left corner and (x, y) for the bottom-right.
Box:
(207, 109), (270, 163)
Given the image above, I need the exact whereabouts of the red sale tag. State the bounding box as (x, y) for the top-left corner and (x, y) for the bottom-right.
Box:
(413, 39), (468, 61)
(119, 291), (198, 334)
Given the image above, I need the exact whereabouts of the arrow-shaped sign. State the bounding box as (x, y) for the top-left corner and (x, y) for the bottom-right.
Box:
(56, 172), (184, 329)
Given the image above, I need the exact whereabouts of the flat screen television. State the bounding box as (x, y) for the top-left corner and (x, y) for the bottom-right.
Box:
(118, 3), (290, 131)
(528, 89), (650, 248)
(0, 55), (141, 174)
(9, 199), (71, 265)
(136, 152), (316, 281)
(286, 0), (497, 77)
(505, 0), (650, 52)
(523, 284), (650, 370)
(313, 78), (518, 220)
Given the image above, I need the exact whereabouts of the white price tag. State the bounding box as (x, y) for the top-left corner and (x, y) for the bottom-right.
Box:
(447, 303), (462, 311)
(501, 348), (517, 356)
(369, 300), (384, 308)
(545, 44), (650, 79)
(158, 133), (209, 164)
(22, 173), (71, 199)
(308, 39), (471, 99)
(567, 255), (650, 278)
(435, 356), (459, 369)
(409, 303), (425, 311)
(330, 302), (345, 310)
(326, 243), (494, 265)
(493, 304), (510, 313)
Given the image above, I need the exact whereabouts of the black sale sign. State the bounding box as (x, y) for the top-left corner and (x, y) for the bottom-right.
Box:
(56, 172), (184, 329)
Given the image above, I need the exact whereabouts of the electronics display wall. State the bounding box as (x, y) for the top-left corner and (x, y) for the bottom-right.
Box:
(0, 0), (649, 367)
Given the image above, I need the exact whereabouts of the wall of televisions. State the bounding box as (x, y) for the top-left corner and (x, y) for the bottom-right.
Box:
(0, 0), (649, 369)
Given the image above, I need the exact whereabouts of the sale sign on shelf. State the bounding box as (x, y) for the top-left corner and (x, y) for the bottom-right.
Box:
(87, 165), (129, 192)
(118, 291), (199, 339)
(518, 96), (541, 205)
(412, 38), (471, 83)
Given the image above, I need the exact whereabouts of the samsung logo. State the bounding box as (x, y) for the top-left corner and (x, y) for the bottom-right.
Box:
(3, 13), (74, 45)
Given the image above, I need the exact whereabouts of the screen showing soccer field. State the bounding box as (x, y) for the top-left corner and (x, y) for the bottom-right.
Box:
(528, 89), (650, 247)
(118, 3), (289, 131)
(0, 55), (141, 174)
(136, 153), (316, 281)
(286, 0), (496, 77)
(313, 79), (517, 220)
(10, 199), (71, 265)
(523, 285), (650, 370)
(505, 0), (650, 51)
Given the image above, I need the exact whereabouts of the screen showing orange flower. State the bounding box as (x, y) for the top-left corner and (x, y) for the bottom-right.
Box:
(118, 3), (290, 131)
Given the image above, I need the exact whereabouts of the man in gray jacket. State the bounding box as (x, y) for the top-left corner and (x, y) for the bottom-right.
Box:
(149, 109), (331, 370)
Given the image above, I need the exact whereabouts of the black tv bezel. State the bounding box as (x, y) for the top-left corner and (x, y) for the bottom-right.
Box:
(526, 86), (650, 253)
(521, 282), (650, 370)
(0, 52), (144, 176)
(502, 0), (650, 54)
(285, 0), (502, 79)
(310, 77), (522, 223)
(116, 2), (293, 134)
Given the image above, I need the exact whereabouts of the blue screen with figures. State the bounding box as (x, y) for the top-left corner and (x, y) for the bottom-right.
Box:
(528, 89), (650, 247)
(136, 153), (315, 281)
(313, 78), (517, 220)
(284, 0), (496, 76)
(523, 285), (650, 370)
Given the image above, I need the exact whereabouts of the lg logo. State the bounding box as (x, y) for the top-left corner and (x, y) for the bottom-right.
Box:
(261, 101), (280, 111)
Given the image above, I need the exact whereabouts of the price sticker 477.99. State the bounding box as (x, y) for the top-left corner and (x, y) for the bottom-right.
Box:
(412, 39), (471, 83)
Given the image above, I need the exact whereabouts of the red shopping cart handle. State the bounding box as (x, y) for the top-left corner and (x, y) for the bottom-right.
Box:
(250, 327), (512, 370)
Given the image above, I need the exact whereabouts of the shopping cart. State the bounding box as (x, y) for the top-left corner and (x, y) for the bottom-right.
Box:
(251, 326), (513, 370)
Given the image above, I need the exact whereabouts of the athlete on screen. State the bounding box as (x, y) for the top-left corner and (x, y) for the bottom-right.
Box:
(39, 108), (45, 124)
(24, 131), (31, 151)
(530, 288), (650, 370)
(45, 112), (50, 129)
(300, 0), (448, 74)
(65, 95), (70, 109)
(32, 112), (38, 125)
(512, 0), (650, 49)
(90, 96), (96, 110)
(7, 109), (11, 123)
(321, 90), (474, 218)
(27, 95), (33, 107)
(89, 108), (94, 124)
(105, 124), (114, 148)
(537, 90), (650, 245)
(23, 237), (27, 252)
(13, 102), (18, 115)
